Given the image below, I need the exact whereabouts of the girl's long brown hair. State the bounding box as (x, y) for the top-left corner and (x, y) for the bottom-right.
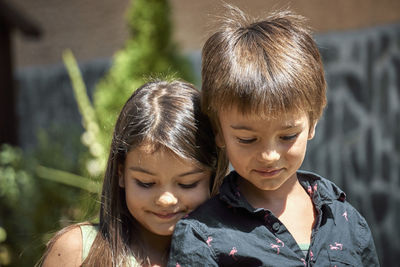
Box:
(40, 80), (226, 266)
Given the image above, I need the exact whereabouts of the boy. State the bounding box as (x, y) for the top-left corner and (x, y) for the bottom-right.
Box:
(168, 5), (379, 266)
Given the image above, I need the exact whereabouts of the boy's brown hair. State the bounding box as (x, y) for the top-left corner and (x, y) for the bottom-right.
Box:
(201, 5), (327, 129)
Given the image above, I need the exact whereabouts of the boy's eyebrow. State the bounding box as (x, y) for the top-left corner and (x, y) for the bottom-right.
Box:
(230, 122), (302, 131)
(280, 123), (301, 129)
(281, 121), (305, 129)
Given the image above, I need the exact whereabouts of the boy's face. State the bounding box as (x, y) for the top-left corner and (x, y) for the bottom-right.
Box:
(216, 107), (315, 192)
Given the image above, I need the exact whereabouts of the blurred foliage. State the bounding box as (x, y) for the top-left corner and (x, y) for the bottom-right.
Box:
(63, 50), (106, 178)
(0, 144), (34, 205)
(0, 0), (195, 266)
(0, 131), (96, 266)
(0, 144), (35, 266)
(93, 0), (196, 158)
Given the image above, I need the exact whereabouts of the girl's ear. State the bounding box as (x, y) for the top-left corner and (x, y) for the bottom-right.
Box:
(118, 164), (125, 188)
(308, 122), (317, 140)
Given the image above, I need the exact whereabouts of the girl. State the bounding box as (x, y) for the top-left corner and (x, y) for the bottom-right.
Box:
(40, 80), (225, 266)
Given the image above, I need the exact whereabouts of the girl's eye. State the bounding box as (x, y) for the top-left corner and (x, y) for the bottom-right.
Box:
(237, 137), (256, 144)
(179, 181), (199, 189)
(135, 179), (155, 188)
(281, 133), (299, 141)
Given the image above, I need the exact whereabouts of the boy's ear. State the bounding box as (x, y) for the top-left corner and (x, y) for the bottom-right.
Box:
(118, 164), (125, 188)
(215, 131), (226, 148)
(308, 122), (317, 140)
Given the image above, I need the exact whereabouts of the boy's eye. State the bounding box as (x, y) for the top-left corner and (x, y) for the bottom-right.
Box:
(237, 137), (256, 144)
(178, 181), (199, 189)
(281, 133), (299, 141)
(135, 179), (155, 188)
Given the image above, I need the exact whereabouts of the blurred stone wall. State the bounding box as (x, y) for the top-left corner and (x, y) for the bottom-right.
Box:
(303, 23), (400, 266)
(15, 58), (110, 150)
(16, 23), (400, 266)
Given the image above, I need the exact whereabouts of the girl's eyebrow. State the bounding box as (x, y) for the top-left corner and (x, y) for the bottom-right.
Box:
(177, 169), (205, 178)
(128, 167), (204, 177)
(128, 166), (155, 175)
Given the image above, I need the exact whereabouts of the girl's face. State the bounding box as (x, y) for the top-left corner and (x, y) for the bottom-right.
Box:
(119, 146), (211, 236)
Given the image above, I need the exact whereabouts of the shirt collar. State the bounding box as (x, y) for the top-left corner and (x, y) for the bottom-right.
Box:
(219, 170), (346, 211)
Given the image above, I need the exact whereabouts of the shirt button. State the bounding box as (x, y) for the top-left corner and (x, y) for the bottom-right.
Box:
(272, 222), (280, 231)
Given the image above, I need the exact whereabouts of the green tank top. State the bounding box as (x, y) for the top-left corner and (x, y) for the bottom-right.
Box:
(80, 225), (139, 266)
(298, 243), (310, 256)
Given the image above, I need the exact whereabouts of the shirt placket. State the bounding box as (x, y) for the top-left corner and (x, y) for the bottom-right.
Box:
(306, 187), (329, 266)
(260, 209), (307, 264)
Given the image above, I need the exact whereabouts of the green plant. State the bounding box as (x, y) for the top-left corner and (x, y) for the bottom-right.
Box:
(93, 0), (196, 157)
(0, 144), (34, 266)
(0, 140), (92, 266)
(63, 0), (196, 182)
(0, 144), (34, 204)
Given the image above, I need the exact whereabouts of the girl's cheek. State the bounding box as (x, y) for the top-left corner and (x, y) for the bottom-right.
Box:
(184, 190), (208, 207)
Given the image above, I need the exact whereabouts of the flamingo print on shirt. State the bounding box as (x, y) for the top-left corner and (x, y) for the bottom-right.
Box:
(235, 187), (241, 198)
(270, 243), (281, 254)
(229, 247), (238, 260)
(270, 238), (285, 254)
(307, 184), (318, 196)
(167, 172), (379, 267)
(329, 242), (343, 250)
(342, 210), (348, 221)
(206, 236), (213, 247)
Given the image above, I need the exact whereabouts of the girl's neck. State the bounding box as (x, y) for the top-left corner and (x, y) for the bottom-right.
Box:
(134, 226), (171, 266)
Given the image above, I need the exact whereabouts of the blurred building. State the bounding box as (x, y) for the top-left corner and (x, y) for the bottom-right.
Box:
(4, 0), (400, 266)
(8, 0), (400, 67)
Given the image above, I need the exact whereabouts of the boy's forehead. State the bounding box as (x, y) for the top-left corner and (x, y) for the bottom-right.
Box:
(218, 106), (266, 119)
(217, 105), (308, 122)
(217, 105), (278, 119)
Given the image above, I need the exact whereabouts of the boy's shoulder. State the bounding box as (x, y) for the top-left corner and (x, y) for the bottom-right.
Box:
(184, 194), (227, 223)
(298, 170), (367, 219)
(180, 173), (243, 230)
(297, 170), (347, 202)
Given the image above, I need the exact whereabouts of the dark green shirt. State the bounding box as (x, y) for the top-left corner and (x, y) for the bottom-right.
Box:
(168, 170), (379, 267)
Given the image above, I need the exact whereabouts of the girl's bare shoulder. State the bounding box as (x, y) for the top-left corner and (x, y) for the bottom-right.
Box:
(42, 226), (83, 267)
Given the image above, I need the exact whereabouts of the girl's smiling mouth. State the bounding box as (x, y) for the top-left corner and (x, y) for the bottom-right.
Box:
(253, 168), (283, 177)
(151, 211), (183, 220)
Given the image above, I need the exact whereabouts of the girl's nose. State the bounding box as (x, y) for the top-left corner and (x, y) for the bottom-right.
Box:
(257, 146), (280, 163)
(155, 191), (178, 207)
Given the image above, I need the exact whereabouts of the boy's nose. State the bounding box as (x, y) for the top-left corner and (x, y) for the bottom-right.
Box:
(156, 191), (178, 207)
